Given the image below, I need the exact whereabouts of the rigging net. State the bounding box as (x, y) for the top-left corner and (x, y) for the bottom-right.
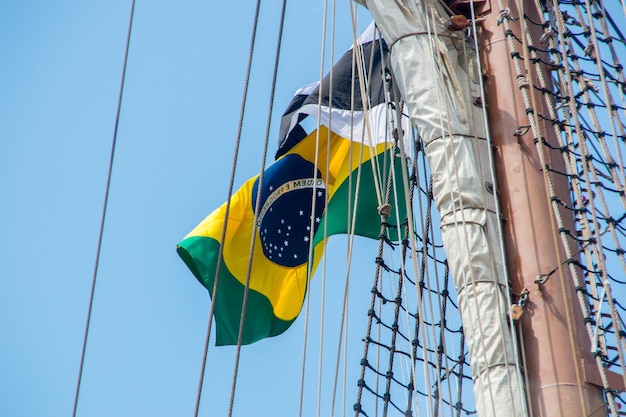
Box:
(353, 132), (479, 416)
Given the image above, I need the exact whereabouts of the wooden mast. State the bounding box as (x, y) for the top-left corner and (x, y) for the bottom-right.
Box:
(476, 0), (608, 415)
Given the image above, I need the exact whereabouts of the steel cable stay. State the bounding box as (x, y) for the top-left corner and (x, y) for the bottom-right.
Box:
(72, 2), (136, 416)
(327, 5), (362, 415)
(298, 0), (331, 415)
(223, 0), (291, 416)
(190, 0), (264, 414)
(316, 2), (339, 415)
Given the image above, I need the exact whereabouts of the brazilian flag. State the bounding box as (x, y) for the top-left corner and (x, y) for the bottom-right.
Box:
(177, 148), (327, 346)
(177, 24), (409, 345)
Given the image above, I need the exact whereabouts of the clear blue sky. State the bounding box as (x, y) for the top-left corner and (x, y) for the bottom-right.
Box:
(0, 1), (380, 416)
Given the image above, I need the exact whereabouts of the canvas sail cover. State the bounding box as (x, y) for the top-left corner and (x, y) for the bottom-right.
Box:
(354, 0), (527, 416)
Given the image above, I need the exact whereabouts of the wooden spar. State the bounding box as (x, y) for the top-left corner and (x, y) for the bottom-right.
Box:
(476, 1), (608, 415)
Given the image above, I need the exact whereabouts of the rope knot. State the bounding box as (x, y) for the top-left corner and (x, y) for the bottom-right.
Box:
(378, 203), (391, 217)
(540, 30), (555, 44)
(496, 8), (511, 25)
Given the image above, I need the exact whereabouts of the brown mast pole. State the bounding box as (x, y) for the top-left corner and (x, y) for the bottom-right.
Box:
(476, 1), (607, 416)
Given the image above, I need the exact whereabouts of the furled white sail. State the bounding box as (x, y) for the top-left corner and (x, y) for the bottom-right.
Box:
(354, 1), (527, 415)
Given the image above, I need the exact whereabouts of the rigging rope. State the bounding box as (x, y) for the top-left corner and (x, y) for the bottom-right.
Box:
(328, 6), (361, 415)
(72, 2), (135, 416)
(318, 2), (338, 415)
(299, 0), (333, 414)
(192, 0), (264, 413)
(226, 0), (290, 415)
